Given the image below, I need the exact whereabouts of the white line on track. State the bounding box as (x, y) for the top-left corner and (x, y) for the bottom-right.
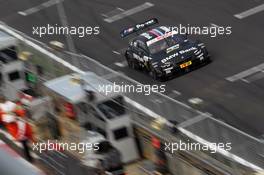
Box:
(172, 90), (181, 96)
(234, 3), (264, 19)
(178, 113), (208, 128)
(101, 14), (108, 18)
(245, 71), (264, 83)
(117, 7), (125, 12)
(188, 97), (203, 105)
(153, 99), (163, 103)
(114, 61), (127, 67)
(225, 62), (264, 82)
(101, 8), (124, 18)
(112, 50), (121, 55)
(241, 78), (250, 83)
(166, 90), (181, 98)
(210, 23), (220, 27)
(104, 2), (154, 23)
(18, 0), (63, 16)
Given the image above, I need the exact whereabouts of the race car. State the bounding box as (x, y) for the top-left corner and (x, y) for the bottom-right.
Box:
(120, 18), (210, 80)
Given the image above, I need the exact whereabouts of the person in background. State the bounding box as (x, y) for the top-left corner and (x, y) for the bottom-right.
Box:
(0, 96), (16, 129)
(16, 116), (34, 162)
(2, 114), (34, 162)
(0, 96), (5, 128)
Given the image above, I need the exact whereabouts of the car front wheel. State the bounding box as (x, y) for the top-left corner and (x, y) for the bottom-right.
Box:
(127, 58), (137, 69)
(149, 68), (158, 80)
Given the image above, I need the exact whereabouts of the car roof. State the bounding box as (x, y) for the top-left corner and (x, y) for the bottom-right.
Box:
(135, 26), (172, 43)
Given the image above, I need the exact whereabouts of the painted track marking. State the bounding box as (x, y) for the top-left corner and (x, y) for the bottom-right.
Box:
(226, 62), (264, 82)
(18, 0), (63, 16)
(104, 2), (154, 23)
(114, 61), (127, 67)
(112, 50), (121, 55)
(234, 3), (264, 19)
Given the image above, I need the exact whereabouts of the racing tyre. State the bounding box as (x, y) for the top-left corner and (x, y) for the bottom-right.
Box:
(127, 58), (140, 69)
(149, 68), (158, 80)
(126, 51), (140, 69)
(127, 58), (135, 69)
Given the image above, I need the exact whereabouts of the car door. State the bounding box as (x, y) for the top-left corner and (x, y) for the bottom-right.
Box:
(137, 41), (150, 68)
(130, 40), (142, 62)
(135, 41), (150, 63)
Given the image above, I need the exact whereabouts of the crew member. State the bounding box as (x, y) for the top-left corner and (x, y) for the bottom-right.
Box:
(2, 114), (34, 162)
(0, 96), (16, 128)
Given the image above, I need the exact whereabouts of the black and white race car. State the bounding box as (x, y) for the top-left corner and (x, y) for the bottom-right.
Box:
(120, 18), (210, 80)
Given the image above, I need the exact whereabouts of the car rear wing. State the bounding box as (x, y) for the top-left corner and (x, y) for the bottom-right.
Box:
(120, 18), (158, 38)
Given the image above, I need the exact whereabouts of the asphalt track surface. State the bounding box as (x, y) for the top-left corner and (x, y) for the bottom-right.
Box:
(0, 0), (264, 138)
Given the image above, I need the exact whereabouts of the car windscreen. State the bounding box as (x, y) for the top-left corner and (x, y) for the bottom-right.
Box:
(148, 36), (178, 54)
(97, 96), (126, 119)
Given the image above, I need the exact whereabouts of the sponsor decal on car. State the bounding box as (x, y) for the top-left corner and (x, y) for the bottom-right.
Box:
(146, 30), (177, 45)
(179, 47), (197, 54)
(161, 52), (179, 63)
